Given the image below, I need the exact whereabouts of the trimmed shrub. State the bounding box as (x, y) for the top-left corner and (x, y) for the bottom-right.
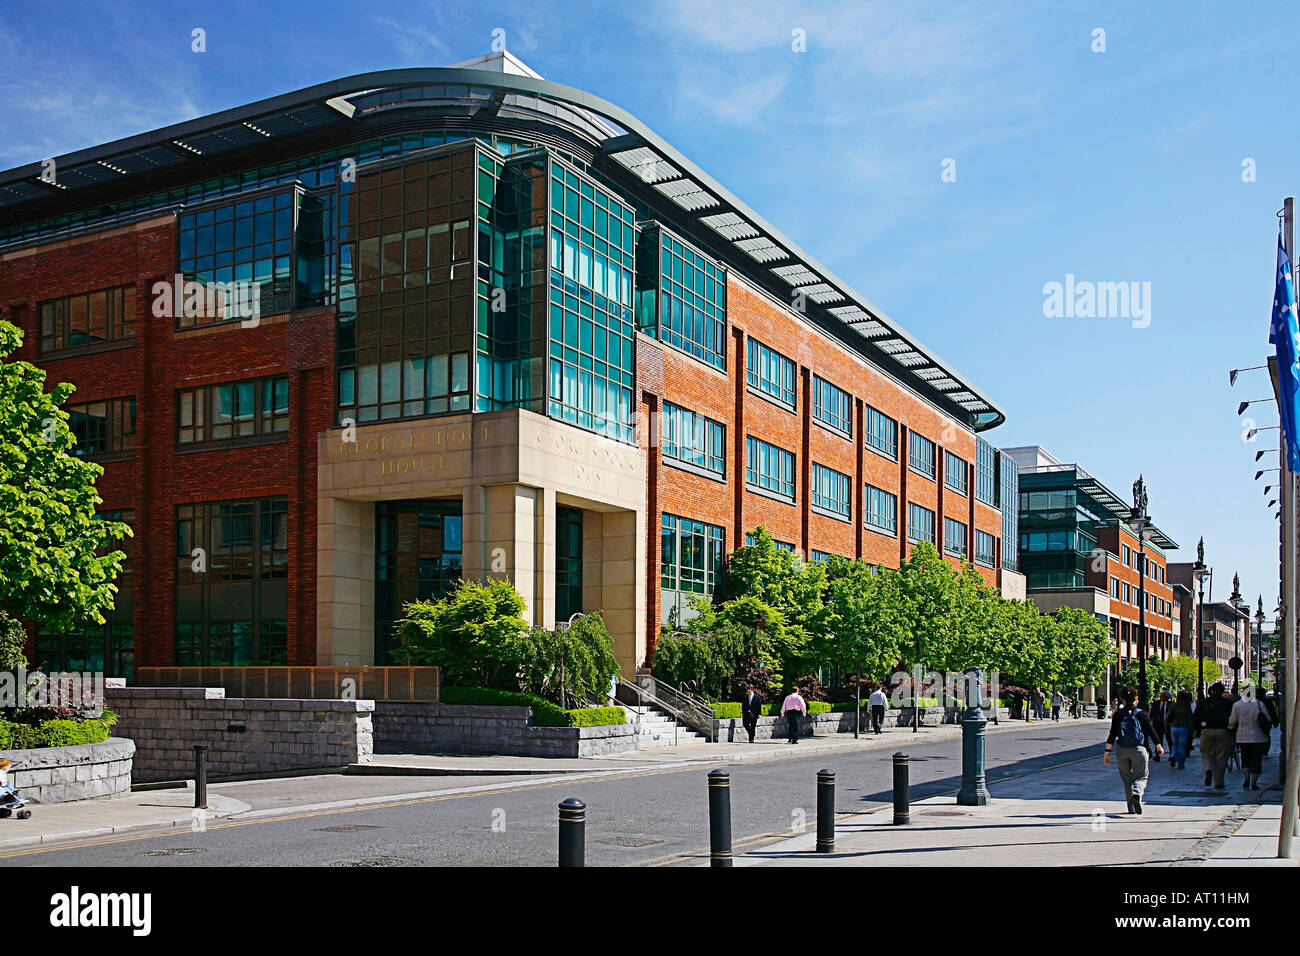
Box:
(0, 710), (117, 749)
(711, 700), (834, 718)
(567, 706), (626, 727)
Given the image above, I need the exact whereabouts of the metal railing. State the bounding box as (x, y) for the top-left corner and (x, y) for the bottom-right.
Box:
(615, 676), (715, 742)
(133, 666), (441, 702)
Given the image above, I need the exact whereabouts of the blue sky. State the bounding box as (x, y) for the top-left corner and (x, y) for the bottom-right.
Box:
(2, 0), (1297, 613)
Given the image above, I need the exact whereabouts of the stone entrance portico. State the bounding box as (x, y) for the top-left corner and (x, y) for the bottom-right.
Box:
(316, 408), (646, 674)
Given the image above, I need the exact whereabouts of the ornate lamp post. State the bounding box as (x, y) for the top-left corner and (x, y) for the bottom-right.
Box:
(1255, 596), (1266, 687)
(956, 666), (991, 806)
(1126, 476), (1153, 709)
(1229, 574), (1246, 692)
(1193, 539), (1210, 699)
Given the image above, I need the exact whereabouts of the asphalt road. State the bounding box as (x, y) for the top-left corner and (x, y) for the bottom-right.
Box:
(9, 720), (1107, 867)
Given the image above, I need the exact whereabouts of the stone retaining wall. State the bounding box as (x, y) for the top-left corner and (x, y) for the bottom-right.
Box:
(105, 686), (373, 782)
(374, 702), (638, 757)
(713, 706), (1009, 741)
(0, 737), (135, 803)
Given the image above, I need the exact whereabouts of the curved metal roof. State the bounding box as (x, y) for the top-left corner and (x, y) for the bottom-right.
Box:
(0, 67), (1006, 430)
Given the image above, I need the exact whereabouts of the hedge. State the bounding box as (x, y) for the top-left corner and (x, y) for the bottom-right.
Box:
(712, 701), (838, 718)
(438, 688), (628, 728)
(567, 706), (627, 727)
(0, 711), (118, 750)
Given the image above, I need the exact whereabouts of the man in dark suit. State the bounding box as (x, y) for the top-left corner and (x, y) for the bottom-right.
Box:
(741, 685), (763, 743)
(1149, 691), (1173, 762)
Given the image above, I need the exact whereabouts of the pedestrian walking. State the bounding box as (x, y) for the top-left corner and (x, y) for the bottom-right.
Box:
(1196, 682), (1234, 789)
(740, 684), (764, 743)
(1103, 686), (1163, 814)
(1167, 691), (1195, 769)
(868, 685), (888, 735)
(1149, 691), (1172, 762)
(1229, 684), (1276, 791)
(1033, 687), (1045, 720)
(781, 686), (807, 744)
(1050, 689), (1063, 722)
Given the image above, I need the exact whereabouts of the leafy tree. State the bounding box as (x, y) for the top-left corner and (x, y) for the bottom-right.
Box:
(1163, 653), (1221, 695)
(516, 612), (620, 707)
(671, 595), (789, 697)
(820, 559), (908, 693)
(1053, 606), (1114, 688)
(0, 612), (27, 672)
(1117, 655), (1169, 696)
(724, 526), (827, 633)
(897, 542), (963, 675)
(397, 578), (530, 687)
(652, 632), (728, 698)
(0, 321), (130, 630)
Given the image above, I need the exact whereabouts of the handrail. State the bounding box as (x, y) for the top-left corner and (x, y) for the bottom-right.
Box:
(646, 675), (716, 727)
(615, 677), (714, 743)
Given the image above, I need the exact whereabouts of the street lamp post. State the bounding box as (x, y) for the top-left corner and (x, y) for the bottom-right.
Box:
(1256, 597), (1266, 687)
(1230, 574), (1245, 692)
(1127, 476), (1152, 709)
(1193, 539), (1210, 699)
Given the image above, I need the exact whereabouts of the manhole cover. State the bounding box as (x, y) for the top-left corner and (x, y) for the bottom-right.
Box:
(330, 857), (404, 867)
(595, 835), (665, 847)
(142, 847), (206, 857)
(314, 825), (385, 832)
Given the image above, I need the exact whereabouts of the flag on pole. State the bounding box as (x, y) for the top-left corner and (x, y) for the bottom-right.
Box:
(1270, 230), (1300, 471)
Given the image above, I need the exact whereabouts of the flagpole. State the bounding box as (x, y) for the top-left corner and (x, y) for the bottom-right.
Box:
(1280, 196), (1300, 858)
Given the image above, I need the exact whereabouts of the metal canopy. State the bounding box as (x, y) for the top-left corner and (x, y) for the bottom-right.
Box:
(0, 67), (1006, 430)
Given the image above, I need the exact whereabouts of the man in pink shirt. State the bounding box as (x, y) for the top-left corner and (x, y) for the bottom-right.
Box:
(781, 687), (807, 744)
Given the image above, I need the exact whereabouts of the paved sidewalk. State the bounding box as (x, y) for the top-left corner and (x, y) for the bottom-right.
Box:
(731, 738), (1297, 867)
(0, 787), (249, 851)
(357, 711), (1069, 774)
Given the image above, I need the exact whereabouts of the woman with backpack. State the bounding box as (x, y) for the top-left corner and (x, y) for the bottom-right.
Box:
(1229, 683), (1276, 791)
(1103, 686), (1164, 814)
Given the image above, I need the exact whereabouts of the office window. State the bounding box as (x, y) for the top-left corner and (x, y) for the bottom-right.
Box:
(547, 159), (637, 443)
(811, 463), (851, 518)
(341, 150), (476, 425)
(175, 497), (288, 666)
(975, 438), (997, 505)
(1123, 582), (1131, 604)
(1111, 576), (1121, 599)
(1123, 544), (1132, 567)
(975, 530), (996, 567)
(945, 450), (968, 495)
(661, 514), (724, 596)
(865, 406), (898, 459)
(39, 285), (136, 354)
(661, 402), (725, 477)
(177, 376), (289, 447)
(746, 436), (795, 501)
(908, 431), (936, 478)
(639, 228), (726, 369)
(745, 532), (796, 552)
(177, 188), (298, 326)
(944, 518), (968, 558)
(812, 376), (851, 435)
(908, 503), (936, 544)
(865, 484), (898, 535)
(67, 398), (135, 456)
(746, 338), (796, 408)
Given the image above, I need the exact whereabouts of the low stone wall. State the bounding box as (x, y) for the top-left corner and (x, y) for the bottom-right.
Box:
(105, 686), (374, 783)
(374, 702), (638, 757)
(714, 706), (1009, 740)
(0, 738), (135, 803)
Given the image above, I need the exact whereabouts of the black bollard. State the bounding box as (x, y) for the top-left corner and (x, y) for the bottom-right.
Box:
(708, 769), (733, 867)
(193, 744), (208, 809)
(892, 752), (910, 825)
(816, 769), (835, 853)
(558, 798), (586, 867)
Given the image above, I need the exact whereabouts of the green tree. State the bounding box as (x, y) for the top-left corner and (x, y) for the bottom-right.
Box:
(820, 559), (908, 689)
(1118, 655), (1169, 696)
(397, 578), (530, 687)
(0, 321), (130, 629)
(724, 527), (827, 633)
(0, 612), (27, 672)
(1053, 606), (1114, 688)
(897, 542), (963, 675)
(516, 612), (620, 707)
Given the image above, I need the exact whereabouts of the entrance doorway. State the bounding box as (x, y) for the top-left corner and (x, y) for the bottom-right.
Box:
(374, 500), (462, 663)
(555, 505), (583, 623)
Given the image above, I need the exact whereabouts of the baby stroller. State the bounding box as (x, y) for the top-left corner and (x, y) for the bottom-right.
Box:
(0, 758), (33, 820)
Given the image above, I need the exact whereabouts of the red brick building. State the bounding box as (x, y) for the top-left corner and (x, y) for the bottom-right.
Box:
(0, 54), (1014, 677)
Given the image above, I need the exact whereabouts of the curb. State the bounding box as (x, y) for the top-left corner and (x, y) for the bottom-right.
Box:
(0, 794), (251, 854)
